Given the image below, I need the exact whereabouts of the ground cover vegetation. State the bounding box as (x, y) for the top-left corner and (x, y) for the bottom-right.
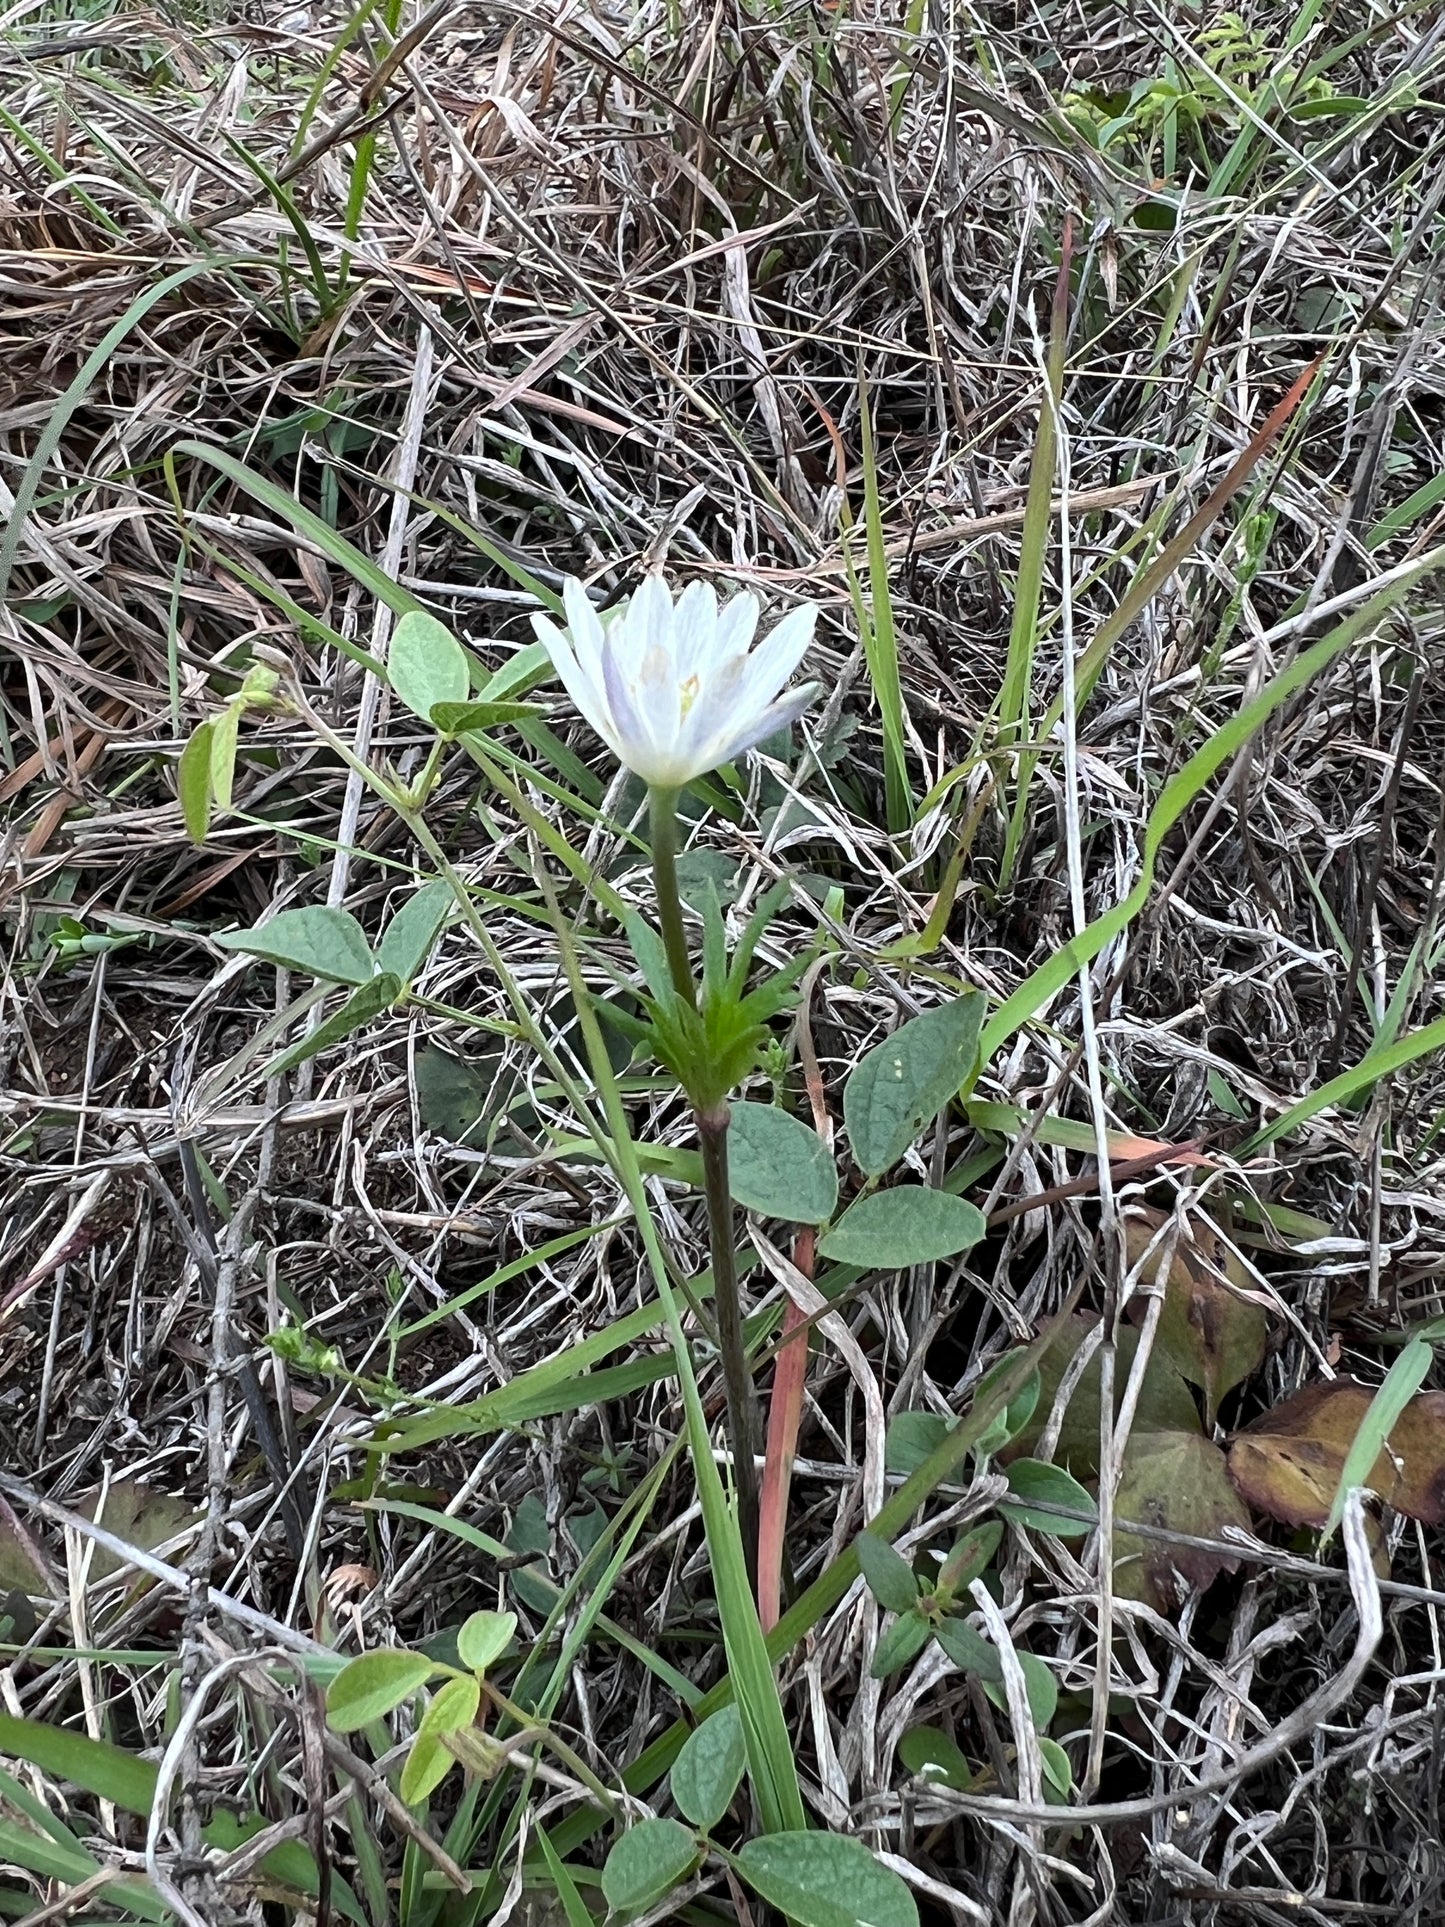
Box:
(3, 0), (1445, 1921)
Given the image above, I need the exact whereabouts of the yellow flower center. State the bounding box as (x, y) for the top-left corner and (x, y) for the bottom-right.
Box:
(678, 673), (701, 719)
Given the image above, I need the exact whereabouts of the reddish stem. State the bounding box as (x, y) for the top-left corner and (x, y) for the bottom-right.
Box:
(757, 1227), (813, 1634)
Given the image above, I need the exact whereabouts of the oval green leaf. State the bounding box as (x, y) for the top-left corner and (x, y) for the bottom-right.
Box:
(855, 1530), (920, 1615)
(215, 906), (376, 985)
(429, 699), (541, 735)
(670, 1704), (746, 1831)
(178, 720), (214, 842)
(389, 610), (470, 723)
(999, 1459), (1097, 1538)
(843, 994), (984, 1178)
(456, 1609), (516, 1676)
(727, 1101), (838, 1224)
(399, 1674), (480, 1806)
(933, 1616), (1004, 1684)
(377, 880), (453, 985)
(870, 1611), (931, 1679)
(735, 1831), (919, 1927)
(600, 1817), (698, 1914)
(325, 1650), (433, 1732)
(817, 1189), (985, 1269)
(982, 1650), (1058, 1733)
(884, 1410), (951, 1476)
(898, 1725), (973, 1791)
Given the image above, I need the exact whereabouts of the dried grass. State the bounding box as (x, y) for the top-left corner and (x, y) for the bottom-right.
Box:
(4, 0), (1445, 1920)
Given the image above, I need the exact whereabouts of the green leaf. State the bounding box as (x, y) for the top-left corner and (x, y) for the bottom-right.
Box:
(399, 1674), (479, 1805)
(1003, 1313), (1201, 1480)
(818, 1189), (985, 1268)
(325, 1650), (433, 1731)
(999, 1459), (1097, 1537)
(0, 1715), (157, 1817)
(599, 1817), (698, 1915)
(972, 1354), (1041, 1454)
(265, 973), (400, 1077)
(898, 1726), (973, 1790)
(1118, 1429), (1250, 1610)
(413, 1045), (491, 1144)
(215, 906), (376, 985)
(884, 1411), (951, 1476)
(209, 698), (241, 811)
(1039, 1736), (1073, 1797)
(843, 995), (985, 1177)
(855, 1531), (920, 1614)
(430, 698), (542, 736)
(178, 720), (214, 842)
(870, 1611), (932, 1679)
(456, 1609), (515, 1675)
(932, 1616), (1004, 1683)
(735, 1831), (919, 1927)
(376, 880), (453, 984)
(389, 610), (470, 723)
(670, 1704), (746, 1831)
(674, 848), (740, 911)
(936, 1520), (1003, 1597)
(982, 1650), (1058, 1733)
(727, 1102), (837, 1224)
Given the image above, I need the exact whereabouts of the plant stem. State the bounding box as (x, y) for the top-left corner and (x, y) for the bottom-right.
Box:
(696, 1100), (761, 1592)
(648, 784), (696, 1008)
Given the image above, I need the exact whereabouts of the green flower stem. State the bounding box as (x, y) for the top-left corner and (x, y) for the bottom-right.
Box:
(696, 1100), (761, 1590)
(648, 784), (697, 1009)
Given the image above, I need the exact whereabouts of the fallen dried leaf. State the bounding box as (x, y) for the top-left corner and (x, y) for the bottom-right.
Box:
(1114, 1429), (1251, 1612)
(1004, 1313), (1201, 1480)
(1228, 1378), (1445, 1528)
(1123, 1207), (1268, 1425)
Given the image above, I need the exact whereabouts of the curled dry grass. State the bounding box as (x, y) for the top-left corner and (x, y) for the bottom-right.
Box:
(3, 0), (1445, 1919)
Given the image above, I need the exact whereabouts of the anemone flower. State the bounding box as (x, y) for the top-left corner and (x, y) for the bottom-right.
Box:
(532, 575), (818, 789)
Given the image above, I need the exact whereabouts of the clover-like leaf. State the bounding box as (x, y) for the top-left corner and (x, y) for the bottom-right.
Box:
(728, 1101), (837, 1224)
(844, 995), (985, 1178)
(1228, 1377), (1445, 1530)
(1115, 1429), (1251, 1611)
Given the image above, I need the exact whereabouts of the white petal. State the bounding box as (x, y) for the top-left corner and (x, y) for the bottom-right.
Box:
(715, 590), (760, 662)
(732, 602), (817, 716)
(601, 632), (655, 766)
(673, 580), (719, 681)
(561, 578), (608, 684)
(700, 680), (818, 770)
(674, 648), (750, 766)
(533, 612), (619, 753)
(634, 642), (682, 760)
(625, 575), (674, 670)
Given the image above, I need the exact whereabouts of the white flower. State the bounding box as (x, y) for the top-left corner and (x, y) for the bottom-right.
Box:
(532, 575), (819, 789)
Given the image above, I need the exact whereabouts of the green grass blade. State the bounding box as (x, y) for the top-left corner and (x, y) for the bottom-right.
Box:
(1323, 1334), (1435, 1541)
(979, 547), (1445, 1066)
(0, 264), (217, 603)
(998, 228), (1072, 888)
(165, 440), (425, 618)
(1242, 1006), (1445, 1156)
(845, 379), (913, 833)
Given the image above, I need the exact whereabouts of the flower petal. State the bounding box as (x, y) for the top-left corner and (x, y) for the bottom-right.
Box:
(673, 580), (719, 682)
(624, 575), (674, 669)
(561, 577), (608, 684)
(732, 602), (817, 716)
(533, 611), (618, 754)
(715, 590), (760, 662)
(695, 680), (819, 772)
